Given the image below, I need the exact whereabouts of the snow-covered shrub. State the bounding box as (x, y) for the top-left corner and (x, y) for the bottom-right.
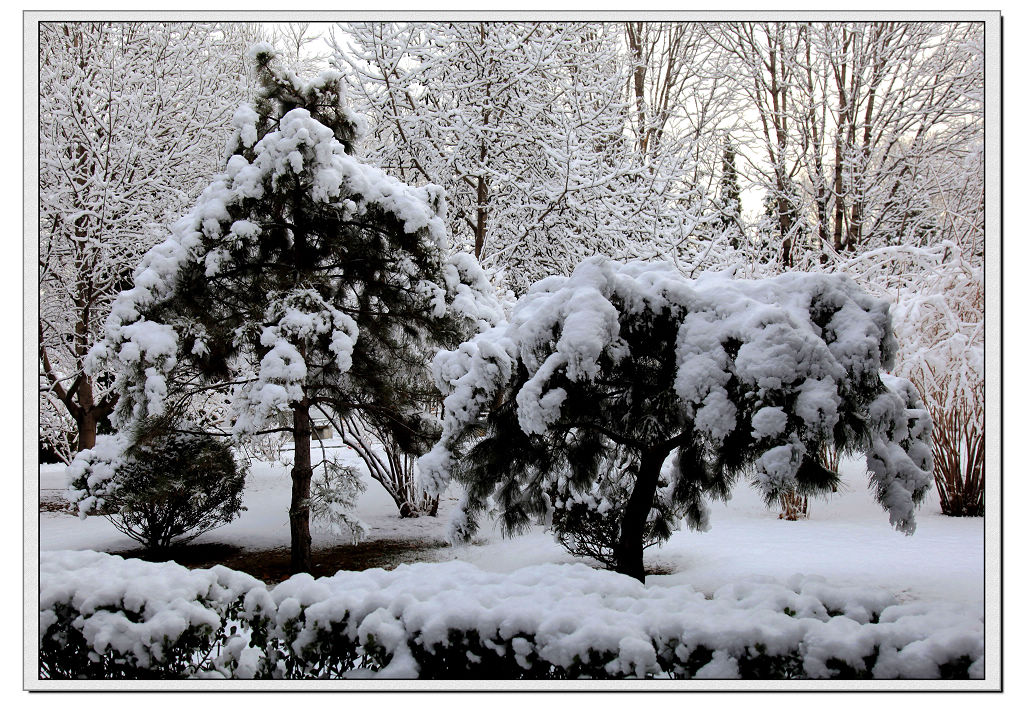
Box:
(422, 257), (933, 580)
(260, 560), (983, 680)
(39, 553), (982, 680)
(895, 253), (984, 518)
(66, 420), (247, 552)
(831, 242), (983, 517)
(39, 550), (273, 679)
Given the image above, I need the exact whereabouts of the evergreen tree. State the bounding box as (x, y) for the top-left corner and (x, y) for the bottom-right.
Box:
(718, 138), (744, 249)
(88, 45), (501, 573)
(756, 189), (807, 269)
(421, 257), (932, 582)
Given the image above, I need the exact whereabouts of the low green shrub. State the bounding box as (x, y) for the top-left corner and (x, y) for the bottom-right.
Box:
(66, 420), (247, 552)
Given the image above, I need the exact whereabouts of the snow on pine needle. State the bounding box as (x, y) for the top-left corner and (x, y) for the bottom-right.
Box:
(421, 257), (932, 552)
(86, 56), (502, 435)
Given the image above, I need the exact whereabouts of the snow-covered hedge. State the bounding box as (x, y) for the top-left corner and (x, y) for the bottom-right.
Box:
(40, 551), (983, 680)
(39, 550), (273, 679)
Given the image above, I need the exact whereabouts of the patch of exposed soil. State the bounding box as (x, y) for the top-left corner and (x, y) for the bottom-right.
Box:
(39, 492), (102, 516)
(39, 491), (100, 516)
(643, 562), (676, 576)
(110, 537), (450, 584)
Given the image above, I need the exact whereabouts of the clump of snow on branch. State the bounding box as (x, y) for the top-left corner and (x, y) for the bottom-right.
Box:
(229, 290), (360, 437)
(868, 375), (934, 533)
(444, 251), (509, 329)
(63, 433), (130, 518)
(309, 456), (368, 543)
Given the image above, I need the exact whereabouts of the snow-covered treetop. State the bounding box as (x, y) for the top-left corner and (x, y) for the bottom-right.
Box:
(86, 45), (503, 435)
(421, 257), (931, 541)
(247, 42), (367, 153)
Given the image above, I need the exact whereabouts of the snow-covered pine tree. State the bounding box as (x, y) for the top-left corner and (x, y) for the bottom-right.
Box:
(87, 44), (501, 573)
(717, 138), (744, 249)
(421, 257), (933, 582)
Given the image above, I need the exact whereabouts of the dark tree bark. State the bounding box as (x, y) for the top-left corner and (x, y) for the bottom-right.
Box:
(289, 399), (314, 574)
(473, 22), (490, 260)
(474, 173), (487, 259)
(76, 408), (99, 452)
(625, 22), (649, 155)
(613, 445), (672, 583)
(39, 318), (116, 456)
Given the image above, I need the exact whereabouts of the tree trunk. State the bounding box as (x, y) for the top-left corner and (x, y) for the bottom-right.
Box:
(779, 491), (809, 520)
(76, 412), (97, 452)
(339, 417), (435, 519)
(74, 376), (100, 452)
(625, 22), (649, 156)
(613, 446), (669, 583)
(289, 401), (314, 574)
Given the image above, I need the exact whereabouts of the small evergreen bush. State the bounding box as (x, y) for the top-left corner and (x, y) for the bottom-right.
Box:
(67, 420), (247, 552)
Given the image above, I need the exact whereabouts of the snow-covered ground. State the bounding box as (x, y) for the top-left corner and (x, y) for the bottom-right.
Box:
(38, 439), (982, 611)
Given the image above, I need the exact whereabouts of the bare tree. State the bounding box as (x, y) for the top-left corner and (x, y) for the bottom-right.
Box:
(703, 22), (806, 267)
(38, 22), (255, 461)
(623, 22), (746, 256)
(338, 21), (701, 294)
(272, 22), (329, 74)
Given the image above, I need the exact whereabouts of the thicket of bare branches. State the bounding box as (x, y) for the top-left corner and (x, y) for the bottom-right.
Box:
(837, 241), (984, 517)
(38, 22), (261, 462)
